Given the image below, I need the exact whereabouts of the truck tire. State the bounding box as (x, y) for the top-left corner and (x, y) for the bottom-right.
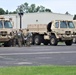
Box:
(50, 35), (58, 46)
(29, 36), (34, 45)
(44, 40), (48, 45)
(26, 38), (31, 46)
(34, 35), (41, 45)
(4, 40), (12, 47)
(65, 40), (73, 46)
(12, 38), (16, 47)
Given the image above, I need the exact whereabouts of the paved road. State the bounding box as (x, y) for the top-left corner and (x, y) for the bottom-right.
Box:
(0, 44), (76, 67)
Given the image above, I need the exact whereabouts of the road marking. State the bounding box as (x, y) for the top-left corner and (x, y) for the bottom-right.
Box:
(17, 62), (32, 65)
(0, 51), (76, 56)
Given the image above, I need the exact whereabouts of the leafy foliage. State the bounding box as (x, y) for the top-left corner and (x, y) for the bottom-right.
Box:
(16, 2), (52, 13)
(0, 8), (5, 15)
(65, 11), (71, 15)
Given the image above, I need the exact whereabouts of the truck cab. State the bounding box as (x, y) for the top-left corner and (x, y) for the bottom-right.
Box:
(0, 16), (16, 47)
(48, 20), (76, 45)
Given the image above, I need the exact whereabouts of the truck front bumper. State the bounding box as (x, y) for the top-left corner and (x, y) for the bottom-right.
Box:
(57, 35), (76, 40)
(0, 36), (13, 42)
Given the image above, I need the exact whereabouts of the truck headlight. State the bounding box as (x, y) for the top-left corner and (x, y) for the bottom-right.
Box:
(73, 32), (76, 35)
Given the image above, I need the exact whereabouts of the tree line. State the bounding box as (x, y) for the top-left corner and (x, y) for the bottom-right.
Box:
(16, 2), (52, 13)
(0, 2), (52, 15)
(0, 2), (76, 19)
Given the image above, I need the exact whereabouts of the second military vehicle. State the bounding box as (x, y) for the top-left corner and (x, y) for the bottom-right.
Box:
(27, 20), (76, 46)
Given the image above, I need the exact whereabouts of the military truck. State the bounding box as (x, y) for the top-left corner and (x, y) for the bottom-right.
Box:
(27, 20), (76, 46)
(0, 16), (17, 47)
(0, 16), (31, 47)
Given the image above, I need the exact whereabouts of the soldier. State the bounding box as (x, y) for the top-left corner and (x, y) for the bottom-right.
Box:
(16, 29), (31, 47)
(25, 32), (32, 47)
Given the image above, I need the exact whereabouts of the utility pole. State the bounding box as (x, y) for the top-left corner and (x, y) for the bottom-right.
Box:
(18, 10), (24, 29)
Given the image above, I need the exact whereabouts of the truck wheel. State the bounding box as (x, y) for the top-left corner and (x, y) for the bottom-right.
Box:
(26, 38), (31, 46)
(12, 38), (16, 47)
(50, 35), (58, 46)
(34, 35), (41, 45)
(44, 40), (48, 45)
(4, 40), (11, 47)
(29, 36), (34, 45)
(65, 40), (73, 46)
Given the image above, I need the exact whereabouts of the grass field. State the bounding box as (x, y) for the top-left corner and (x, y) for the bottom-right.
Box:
(0, 66), (76, 75)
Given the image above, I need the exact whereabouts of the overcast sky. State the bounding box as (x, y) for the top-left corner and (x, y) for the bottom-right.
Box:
(0, 0), (76, 15)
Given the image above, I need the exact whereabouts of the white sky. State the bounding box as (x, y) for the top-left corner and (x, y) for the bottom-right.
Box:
(0, 0), (76, 15)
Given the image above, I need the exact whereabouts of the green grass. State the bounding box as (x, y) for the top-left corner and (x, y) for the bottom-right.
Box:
(0, 66), (76, 75)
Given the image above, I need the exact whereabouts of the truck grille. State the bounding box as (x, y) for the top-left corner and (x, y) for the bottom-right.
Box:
(0, 31), (7, 36)
(65, 31), (71, 35)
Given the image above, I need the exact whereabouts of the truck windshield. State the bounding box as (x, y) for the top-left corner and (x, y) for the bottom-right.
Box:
(60, 21), (67, 28)
(4, 21), (13, 28)
(68, 21), (75, 28)
(0, 21), (3, 28)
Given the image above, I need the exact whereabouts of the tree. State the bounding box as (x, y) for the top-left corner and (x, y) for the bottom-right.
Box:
(45, 8), (52, 12)
(24, 2), (29, 13)
(28, 4), (36, 13)
(30, 4), (36, 12)
(39, 6), (45, 12)
(5, 10), (9, 14)
(73, 15), (76, 20)
(65, 11), (70, 15)
(35, 6), (40, 12)
(16, 2), (52, 13)
(0, 8), (5, 15)
(12, 11), (17, 14)
(16, 2), (28, 13)
(16, 5), (24, 13)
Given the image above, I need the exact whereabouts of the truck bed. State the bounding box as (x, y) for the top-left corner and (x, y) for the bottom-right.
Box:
(27, 24), (47, 33)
